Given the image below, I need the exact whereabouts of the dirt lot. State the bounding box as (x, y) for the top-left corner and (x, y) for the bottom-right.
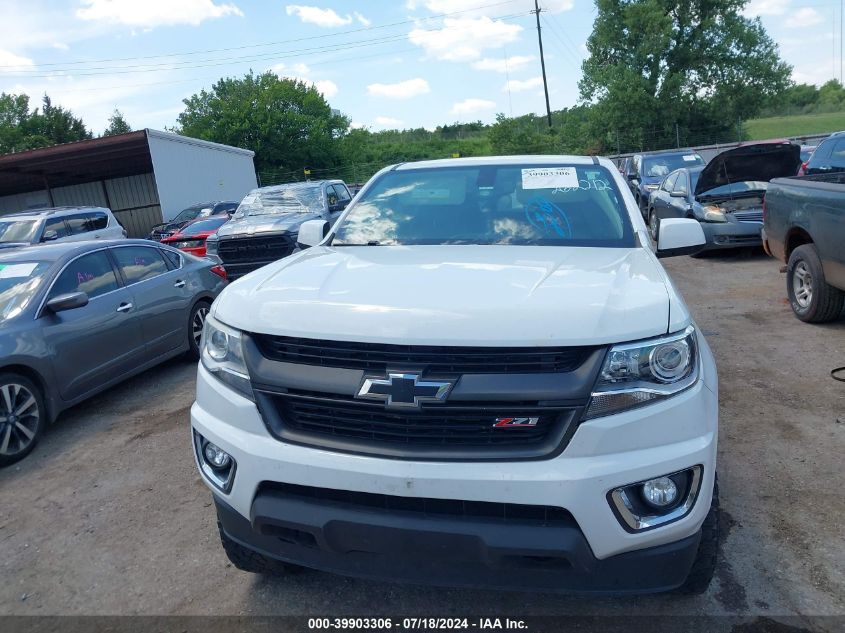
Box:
(0, 251), (843, 627)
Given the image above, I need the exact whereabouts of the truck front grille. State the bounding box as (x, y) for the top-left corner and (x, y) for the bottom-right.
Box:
(255, 389), (580, 460)
(218, 234), (295, 279)
(251, 335), (595, 374)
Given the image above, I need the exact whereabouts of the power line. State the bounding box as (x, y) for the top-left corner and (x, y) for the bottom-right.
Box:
(0, 0), (520, 70)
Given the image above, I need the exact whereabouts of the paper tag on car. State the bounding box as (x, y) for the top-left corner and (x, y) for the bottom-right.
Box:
(0, 263), (38, 278)
(521, 167), (579, 190)
(682, 155), (697, 162)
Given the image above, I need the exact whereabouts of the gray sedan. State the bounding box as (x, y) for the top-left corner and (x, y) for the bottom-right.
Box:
(0, 239), (226, 466)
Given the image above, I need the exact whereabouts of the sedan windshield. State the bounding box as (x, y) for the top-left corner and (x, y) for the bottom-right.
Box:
(235, 185), (324, 217)
(332, 164), (635, 247)
(180, 217), (228, 236)
(643, 154), (705, 178)
(0, 219), (40, 244)
(172, 206), (208, 224)
(0, 261), (50, 322)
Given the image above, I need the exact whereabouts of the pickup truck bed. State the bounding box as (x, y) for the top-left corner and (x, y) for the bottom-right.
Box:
(763, 173), (845, 322)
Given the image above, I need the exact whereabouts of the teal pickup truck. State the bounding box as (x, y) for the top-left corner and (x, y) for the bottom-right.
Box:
(763, 173), (845, 322)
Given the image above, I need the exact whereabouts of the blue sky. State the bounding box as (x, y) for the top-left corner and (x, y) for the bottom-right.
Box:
(0, 0), (839, 135)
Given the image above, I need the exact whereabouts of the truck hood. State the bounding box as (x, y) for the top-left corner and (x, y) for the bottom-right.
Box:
(213, 246), (677, 347)
(694, 142), (801, 197)
(216, 212), (321, 238)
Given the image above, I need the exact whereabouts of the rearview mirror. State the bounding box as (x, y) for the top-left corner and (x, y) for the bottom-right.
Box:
(297, 220), (329, 249)
(656, 218), (706, 258)
(45, 291), (89, 313)
(41, 230), (58, 242)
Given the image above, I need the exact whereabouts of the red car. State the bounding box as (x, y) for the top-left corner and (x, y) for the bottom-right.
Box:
(161, 216), (229, 258)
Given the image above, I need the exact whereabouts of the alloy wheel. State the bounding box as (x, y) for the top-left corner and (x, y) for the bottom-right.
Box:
(649, 210), (659, 242)
(0, 383), (40, 457)
(793, 261), (813, 308)
(193, 306), (210, 348)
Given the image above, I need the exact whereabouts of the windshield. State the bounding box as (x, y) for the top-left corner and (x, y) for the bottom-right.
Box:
(332, 164), (635, 247)
(180, 217), (228, 236)
(172, 207), (207, 224)
(0, 261), (50, 322)
(696, 178), (770, 198)
(0, 219), (40, 244)
(643, 154), (705, 178)
(235, 185), (324, 217)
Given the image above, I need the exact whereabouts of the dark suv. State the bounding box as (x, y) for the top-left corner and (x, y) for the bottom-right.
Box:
(624, 151), (706, 217)
(206, 180), (352, 281)
(801, 131), (845, 175)
(147, 201), (238, 241)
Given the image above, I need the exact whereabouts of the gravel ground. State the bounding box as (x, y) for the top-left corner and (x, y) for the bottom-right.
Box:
(0, 250), (842, 630)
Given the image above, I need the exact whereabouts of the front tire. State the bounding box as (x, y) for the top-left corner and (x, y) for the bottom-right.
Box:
(0, 373), (46, 467)
(787, 244), (844, 323)
(648, 208), (660, 243)
(676, 479), (719, 594)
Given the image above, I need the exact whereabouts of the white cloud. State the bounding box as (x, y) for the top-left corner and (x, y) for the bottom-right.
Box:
(354, 12), (372, 27)
(742, 0), (789, 17)
(503, 76), (544, 92)
(375, 116), (403, 127)
(52, 43), (70, 51)
(76, 0), (243, 27)
(422, 0), (573, 18)
(285, 5), (352, 28)
(790, 8), (823, 27)
(450, 98), (496, 115)
(367, 78), (430, 99)
(472, 55), (535, 73)
(409, 16), (522, 62)
(314, 79), (338, 98)
(0, 49), (34, 67)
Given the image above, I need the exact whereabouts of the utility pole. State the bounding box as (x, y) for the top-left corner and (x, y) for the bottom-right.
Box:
(676, 123), (680, 149)
(533, 0), (553, 128)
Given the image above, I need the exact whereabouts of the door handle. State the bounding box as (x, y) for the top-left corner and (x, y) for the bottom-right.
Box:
(174, 280), (186, 288)
(116, 302), (133, 313)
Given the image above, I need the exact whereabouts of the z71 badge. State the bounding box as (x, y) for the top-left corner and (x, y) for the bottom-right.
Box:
(493, 417), (540, 428)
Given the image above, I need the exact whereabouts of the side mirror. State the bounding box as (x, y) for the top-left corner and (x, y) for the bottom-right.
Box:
(41, 230), (58, 242)
(45, 291), (89, 313)
(297, 219), (329, 249)
(670, 190), (687, 198)
(656, 218), (706, 258)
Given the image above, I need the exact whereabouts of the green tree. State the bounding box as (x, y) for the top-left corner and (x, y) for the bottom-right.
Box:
(176, 71), (349, 177)
(579, 0), (792, 152)
(104, 109), (132, 136)
(0, 93), (91, 154)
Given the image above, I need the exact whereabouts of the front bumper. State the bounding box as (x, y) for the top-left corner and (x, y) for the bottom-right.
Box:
(215, 491), (702, 593)
(700, 221), (763, 250)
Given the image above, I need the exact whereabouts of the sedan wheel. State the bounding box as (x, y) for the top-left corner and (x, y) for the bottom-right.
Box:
(0, 376), (45, 466)
(188, 301), (212, 360)
(649, 209), (659, 243)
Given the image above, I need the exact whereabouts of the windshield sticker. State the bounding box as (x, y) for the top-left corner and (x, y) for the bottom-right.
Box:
(682, 155), (697, 161)
(521, 167), (579, 190)
(552, 179), (612, 193)
(0, 263), (38, 278)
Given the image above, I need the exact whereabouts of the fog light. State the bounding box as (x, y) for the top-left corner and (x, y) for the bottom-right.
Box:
(642, 477), (678, 508)
(203, 441), (231, 469)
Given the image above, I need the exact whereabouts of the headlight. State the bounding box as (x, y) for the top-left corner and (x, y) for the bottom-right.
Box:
(200, 315), (253, 400)
(584, 326), (698, 419)
(703, 205), (726, 222)
(645, 184), (659, 191)
(205, 236), (219, 255)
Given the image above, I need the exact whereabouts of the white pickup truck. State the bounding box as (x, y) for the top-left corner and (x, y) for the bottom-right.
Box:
(191, 156), (719, 594)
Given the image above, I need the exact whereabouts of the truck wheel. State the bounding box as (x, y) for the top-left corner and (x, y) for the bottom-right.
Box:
(676, 479), (719, 595)
(187, 300), (211, 360)
(0, 373), (46, 468)
(218, 522), (304, 575)
(787, 245), (845, 323)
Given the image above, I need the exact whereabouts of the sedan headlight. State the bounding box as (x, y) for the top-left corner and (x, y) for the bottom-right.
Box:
(584, 326), (698, 419)
(702, 205), (726, 222)
(200, 315), (253, 400)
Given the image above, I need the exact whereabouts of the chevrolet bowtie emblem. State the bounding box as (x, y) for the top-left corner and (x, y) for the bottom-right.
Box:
(356, 372), (454, 408)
